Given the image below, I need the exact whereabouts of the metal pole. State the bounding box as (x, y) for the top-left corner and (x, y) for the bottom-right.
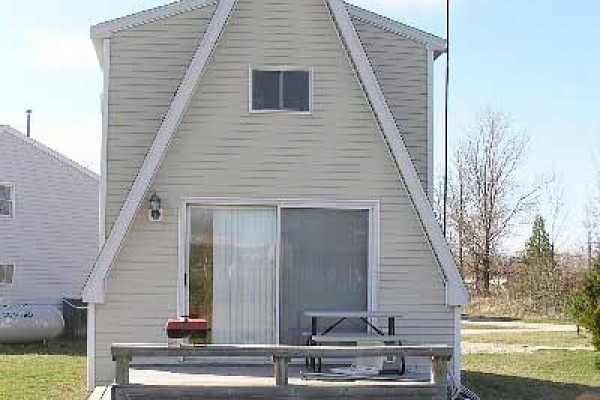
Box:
(443, 0), (450, 236)
(26, 109), (32, 138)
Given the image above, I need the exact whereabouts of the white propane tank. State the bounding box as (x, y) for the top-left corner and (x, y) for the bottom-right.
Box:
(0, 304), (64, 343)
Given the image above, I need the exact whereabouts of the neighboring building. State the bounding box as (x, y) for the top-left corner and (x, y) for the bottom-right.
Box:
(83, 0), (468, 390)
(0, 125), (99, 306)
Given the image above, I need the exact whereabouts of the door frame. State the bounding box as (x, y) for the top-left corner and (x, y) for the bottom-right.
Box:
(177, 197), (380, 344)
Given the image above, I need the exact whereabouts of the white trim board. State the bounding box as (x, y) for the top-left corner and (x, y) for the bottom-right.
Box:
(83, 0), (467, 306)
(86, 38), (110, 392)
(325, 0), (467, 305)
(86, 303), (96, 391)
(0, 126), (99, 181)
(99, 38), (110, 246)
(82, 0), (237, 303)
(453, 306), (462, 388)
(426, 49), (435, 200)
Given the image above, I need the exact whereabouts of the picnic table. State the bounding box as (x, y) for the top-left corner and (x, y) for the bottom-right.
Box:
(303, 310), (405, 374)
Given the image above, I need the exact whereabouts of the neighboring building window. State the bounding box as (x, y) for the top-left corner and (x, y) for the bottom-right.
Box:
(0, 264), (14, 285)
(251, 69), (311, 112)
(0, 184), (14, 218)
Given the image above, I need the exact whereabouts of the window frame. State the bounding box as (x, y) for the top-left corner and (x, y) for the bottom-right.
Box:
(0, 183), (15, 220)
(0, 263), (15, 286)
(249, 65), (313, 115)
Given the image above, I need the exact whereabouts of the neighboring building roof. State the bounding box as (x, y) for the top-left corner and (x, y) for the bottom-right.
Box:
(89, 0), (446, 63)
(0, 125), (99, 181)
(82, 0), (467, 306)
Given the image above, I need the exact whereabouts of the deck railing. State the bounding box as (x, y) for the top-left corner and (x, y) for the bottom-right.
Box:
(111, 343), (453, 387)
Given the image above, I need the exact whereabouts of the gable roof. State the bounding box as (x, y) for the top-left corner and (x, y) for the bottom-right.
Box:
(89, 0), (446, 63)
(0, 125), (99, 181)
(83, 0), (466, 306)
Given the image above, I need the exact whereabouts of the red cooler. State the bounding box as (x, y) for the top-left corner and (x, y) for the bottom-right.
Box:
(166, 317), (209, 340)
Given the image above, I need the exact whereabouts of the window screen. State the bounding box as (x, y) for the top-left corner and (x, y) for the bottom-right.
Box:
(0, 184), (13, 218)
(252, 70), (310, 112)
(0, 264), (14, 284)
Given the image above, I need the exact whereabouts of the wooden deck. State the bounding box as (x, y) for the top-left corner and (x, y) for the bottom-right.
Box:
(95, 343), (452, 399)
(92, 364), (446, 399)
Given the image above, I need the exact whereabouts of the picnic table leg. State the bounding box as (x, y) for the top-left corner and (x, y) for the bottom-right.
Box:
(310, 317), (317, 371)
(388, 317), (395, 335)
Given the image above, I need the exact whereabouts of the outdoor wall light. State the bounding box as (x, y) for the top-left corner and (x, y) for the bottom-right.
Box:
(148, 192), (163, 222)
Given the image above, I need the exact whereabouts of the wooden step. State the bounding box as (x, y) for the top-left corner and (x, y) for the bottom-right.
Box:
(111, 384), (447, 400)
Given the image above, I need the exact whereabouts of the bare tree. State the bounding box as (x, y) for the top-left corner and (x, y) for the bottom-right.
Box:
(445, 148), (467, 276)
(583, 202), (595, 268)
(545, 174), (567, 257)
(584, 155), (600, 265)
(448, 109), (542, 295)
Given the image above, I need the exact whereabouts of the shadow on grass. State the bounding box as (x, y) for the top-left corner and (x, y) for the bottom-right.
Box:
(0, 338), (86, 356)
(463, 371), (600, 400)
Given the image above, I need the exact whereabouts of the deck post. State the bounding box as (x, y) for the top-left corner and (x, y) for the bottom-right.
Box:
(114, 354), (132, 385)
(273, 355), (290, 386)
(431, 355), (448, 386)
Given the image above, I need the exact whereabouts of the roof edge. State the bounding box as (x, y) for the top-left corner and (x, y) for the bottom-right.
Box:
(91, 0), (217, 39)
(345, 2), (447, 52)
(89, 0), (446, 61)
(0, 125), (100, 181)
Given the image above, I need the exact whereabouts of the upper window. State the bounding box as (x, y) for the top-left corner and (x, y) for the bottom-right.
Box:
(251, 69), (311, 113)
(0, 184), (14, 218)
(0, 264), (14, 285)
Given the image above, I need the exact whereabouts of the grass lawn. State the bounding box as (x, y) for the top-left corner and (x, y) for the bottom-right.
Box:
(517, 317), (578, 325)
(462, 331), (592, 348)
(0, 340), (87, 400)
(463, 350), (600, 400)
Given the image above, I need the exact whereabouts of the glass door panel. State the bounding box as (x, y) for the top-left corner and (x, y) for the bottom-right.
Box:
(279, 208), (369, 345)
(188, 206), (277, 344)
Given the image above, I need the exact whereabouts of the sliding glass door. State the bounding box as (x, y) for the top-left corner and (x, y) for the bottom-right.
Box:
(188, 206), (277, 344)
(279, 208), (369, 344)
(187, 203), (372, 346)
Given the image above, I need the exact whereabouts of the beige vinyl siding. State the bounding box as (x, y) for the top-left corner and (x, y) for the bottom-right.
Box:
(0, 131), (98, 305)
(105, 4), (217, 235)
(353, 18), (429, 189)
(95, 0), (453, 384)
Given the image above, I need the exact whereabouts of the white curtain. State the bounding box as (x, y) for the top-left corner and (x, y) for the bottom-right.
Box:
(212, 207), (276, 344)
